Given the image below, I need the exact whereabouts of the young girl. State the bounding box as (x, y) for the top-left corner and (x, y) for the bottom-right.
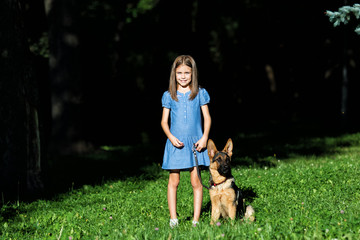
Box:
(161, 55), (211, 227)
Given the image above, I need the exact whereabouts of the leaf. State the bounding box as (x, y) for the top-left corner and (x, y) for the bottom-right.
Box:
(326, 10), (333, 16)
(355, 27), (360, 35)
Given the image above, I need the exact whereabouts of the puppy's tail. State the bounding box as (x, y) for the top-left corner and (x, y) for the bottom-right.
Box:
(243, 205), (255, 223)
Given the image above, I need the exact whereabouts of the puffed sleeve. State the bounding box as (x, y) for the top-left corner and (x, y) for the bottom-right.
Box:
(161, 91), (171, 109)
(199, 88), (210, 106)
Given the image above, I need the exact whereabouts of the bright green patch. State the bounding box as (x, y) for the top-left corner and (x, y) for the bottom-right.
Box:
(1, 133), (360, 239)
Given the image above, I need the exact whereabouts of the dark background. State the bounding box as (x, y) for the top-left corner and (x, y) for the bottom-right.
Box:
(1, 0), (360, 201)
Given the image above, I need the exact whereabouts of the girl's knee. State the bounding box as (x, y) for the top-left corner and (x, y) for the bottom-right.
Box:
(190, 168), (202, 189)
(168, 171), (180, 188)
(191, 178), (203, 189)
(192, 182), (203, 190)
(168, 178), (180, 189)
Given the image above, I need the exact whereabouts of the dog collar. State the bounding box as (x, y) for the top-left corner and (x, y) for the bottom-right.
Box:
(212, 179), (227, 186)
(211, 177), (235, 187)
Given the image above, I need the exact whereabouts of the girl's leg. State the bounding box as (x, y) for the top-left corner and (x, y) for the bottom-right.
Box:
(190, 167), (203, 222)
(168, 170), (180, 220)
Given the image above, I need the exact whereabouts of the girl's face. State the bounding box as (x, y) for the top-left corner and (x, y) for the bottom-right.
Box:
(176, 64), (192, 90)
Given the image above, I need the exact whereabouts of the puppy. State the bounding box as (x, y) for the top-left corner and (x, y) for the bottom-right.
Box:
(207, 138), (255, 224)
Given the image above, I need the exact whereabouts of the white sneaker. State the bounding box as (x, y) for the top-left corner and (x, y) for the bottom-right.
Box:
(192, 220), (199, 227)
(169, 218), (179, 228)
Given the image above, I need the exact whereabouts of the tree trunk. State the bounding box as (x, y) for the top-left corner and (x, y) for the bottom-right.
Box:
(25, 101), (44, 193)
(340, 0), (349, 128)
(0, 0), (43, 201)
(45, 0), (87, 154)
(341, 8), (349, 128)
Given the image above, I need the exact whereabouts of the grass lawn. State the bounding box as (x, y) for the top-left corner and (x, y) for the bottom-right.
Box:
(1, 127), (360, 239)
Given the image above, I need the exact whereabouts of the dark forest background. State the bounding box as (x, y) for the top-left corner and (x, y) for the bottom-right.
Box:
(1, 0), (360, 202)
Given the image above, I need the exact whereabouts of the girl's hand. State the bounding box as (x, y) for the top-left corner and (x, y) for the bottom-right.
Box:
(169, 135), (184, 148)
(195, 137), (207, 152)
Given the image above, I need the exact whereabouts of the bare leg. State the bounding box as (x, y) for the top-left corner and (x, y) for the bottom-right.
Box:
(190, 167), (203, 222)
(168, 170), (180, 220)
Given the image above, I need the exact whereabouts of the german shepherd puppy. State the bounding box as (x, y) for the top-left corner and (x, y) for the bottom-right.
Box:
(207, 138), (255, 224)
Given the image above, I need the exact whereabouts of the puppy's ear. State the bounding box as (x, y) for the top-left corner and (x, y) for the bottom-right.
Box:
(207, 139), (217, 158)
(223, 138), (233, 158)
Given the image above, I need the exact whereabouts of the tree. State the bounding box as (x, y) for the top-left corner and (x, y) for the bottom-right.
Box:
(326, 3), (360, 126)
(326, 4), (360, 35)
(0, 0), (43, 201)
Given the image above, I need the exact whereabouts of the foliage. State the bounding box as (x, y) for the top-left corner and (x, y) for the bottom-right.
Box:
(28, 32), (49, 58)
(126, 0), (160, 23)
(326, 4), (360, 35)
(1, 133), (360, 239)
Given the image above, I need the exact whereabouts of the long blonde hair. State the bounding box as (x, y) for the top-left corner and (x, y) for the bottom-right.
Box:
(168, 55), (199, 101)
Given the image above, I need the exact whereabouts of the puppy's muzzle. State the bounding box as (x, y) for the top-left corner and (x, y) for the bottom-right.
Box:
(218, 163), (231, 176)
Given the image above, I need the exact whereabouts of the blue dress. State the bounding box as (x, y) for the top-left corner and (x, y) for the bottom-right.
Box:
(161, 88), (210, 170)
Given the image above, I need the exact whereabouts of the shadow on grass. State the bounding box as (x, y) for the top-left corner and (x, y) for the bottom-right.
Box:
(229, 122), (358, 168)
(42, 122), (359, 200)
(3, 122), (357, 221)
(44, 143), (165, 199)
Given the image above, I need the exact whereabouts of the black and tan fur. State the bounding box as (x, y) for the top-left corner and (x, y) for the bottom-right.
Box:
(207, 138), (255, 224)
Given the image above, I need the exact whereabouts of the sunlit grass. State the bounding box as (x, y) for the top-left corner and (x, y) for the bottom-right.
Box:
(1, 133), (360, 239)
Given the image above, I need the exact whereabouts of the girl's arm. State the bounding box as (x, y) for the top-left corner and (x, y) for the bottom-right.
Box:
(161, 107), (184, 148)
(195, 104), (211, 151)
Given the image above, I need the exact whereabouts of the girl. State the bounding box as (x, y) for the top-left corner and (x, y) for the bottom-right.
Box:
(161, 55), (211, 227)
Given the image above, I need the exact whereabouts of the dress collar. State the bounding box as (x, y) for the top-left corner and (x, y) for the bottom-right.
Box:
(177, 90), (191, 95)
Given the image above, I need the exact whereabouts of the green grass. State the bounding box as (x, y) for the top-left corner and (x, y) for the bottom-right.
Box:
(1, 131), (360, 239)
